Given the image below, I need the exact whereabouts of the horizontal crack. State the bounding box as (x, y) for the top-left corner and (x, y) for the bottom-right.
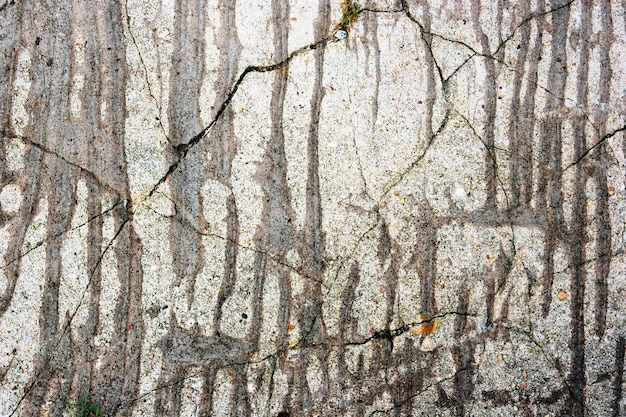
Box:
(346, 310), (477, 346)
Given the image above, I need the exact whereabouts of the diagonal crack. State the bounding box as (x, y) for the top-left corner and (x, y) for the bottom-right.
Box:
(143, 196), (326, 286)
(144, 35), (340, 201)
(565, 124), (626, 170)
(0, 199), (123, 270)
(124, 0), (170, 142)
(1, 130), (123, 196)
(9, 216), (130, 417)
(367, 366), (471, 416)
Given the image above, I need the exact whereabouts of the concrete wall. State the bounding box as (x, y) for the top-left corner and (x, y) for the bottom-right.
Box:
(1, 0), (625, 415)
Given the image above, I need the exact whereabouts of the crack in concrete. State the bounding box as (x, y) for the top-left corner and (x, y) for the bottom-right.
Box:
(124, 0), (170, 143)
(0, 198), (122, 270)
(113, 309), (475, 413)
(346, 310), (477, 346)
(8, 217), (130, 417)
(366, 366), (472, 416)
(565, 124), (626, 170)
(2, 0), (623, 414)
(144, 198), (326, 285)
(145, 35), (339, 202)
(1, 130), (123, 196)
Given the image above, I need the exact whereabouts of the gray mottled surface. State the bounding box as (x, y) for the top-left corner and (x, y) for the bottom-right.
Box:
(1, 0), (626, 416)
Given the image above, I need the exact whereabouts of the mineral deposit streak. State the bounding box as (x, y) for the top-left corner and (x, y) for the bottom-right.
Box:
(0, 0), (624, 416)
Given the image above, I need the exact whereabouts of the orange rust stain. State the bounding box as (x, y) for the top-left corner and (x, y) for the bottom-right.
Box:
(287, 323), (295, 331)
(417, 316), (439, 336)
(557, 290), (568, 301)
(34, 101), (39, 107)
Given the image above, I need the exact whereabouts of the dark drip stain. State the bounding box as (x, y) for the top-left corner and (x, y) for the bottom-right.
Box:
(167, 0), (208, 308)
(0, 0), (623, 416)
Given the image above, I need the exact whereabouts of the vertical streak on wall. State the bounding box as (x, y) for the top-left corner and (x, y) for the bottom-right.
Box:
(540, 0), (567, 318)
(623, 1), (626, 194)
(79, 178), (103, 394)
(470, 0), (499, 211)
(18, 1), (77, 414)
(417, 0), (436, 140)
(70, 0), (102, 398)
(410, 198), (438, 319)
(260, 0), (295, 411)
(592, 0), (613, 339)
(377, 222), (397, 331)
(451, 279), (476, 415)
(337, 262), (360, 404)
(363, 0), (381, 136)
(562, 0), (584, 413)
(168, 0), (207, 307)
(612, 336), (625, 417)
(211, 0), (242, 344)
(538, 0), (569, 230)
(92, 2), (144, 414)
(0, 0), (42, 322)
(507, 2), (531, 210)
(0, 0), (19, 191)
(294, 0), (331, 412)
(520, 3), (545, 209)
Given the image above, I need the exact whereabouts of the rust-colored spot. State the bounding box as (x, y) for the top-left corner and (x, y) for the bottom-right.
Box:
(417, 316), (439, 336)
(520, 382), (527, 389)
(34, 101), (39, 107)
(287, 323), (295, 331)
(127, 323), (134, 330)
(557, 290), (568, 301)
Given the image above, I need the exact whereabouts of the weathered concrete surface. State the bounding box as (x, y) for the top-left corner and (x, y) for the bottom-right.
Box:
(1, 0), (626, 415)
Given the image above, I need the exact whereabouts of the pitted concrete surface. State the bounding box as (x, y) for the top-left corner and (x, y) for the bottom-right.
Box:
(1, 0), (626, 416)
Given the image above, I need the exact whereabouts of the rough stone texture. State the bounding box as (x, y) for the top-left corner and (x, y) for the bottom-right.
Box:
(1, 0), (625, 416)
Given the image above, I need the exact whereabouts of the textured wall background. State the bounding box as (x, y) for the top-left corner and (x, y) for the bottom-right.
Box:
(1, 0), (626, 416)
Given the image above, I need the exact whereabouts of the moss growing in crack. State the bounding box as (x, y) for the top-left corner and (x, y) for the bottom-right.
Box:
(340, 0), (361, 31)
(66, 393), (104, 417)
